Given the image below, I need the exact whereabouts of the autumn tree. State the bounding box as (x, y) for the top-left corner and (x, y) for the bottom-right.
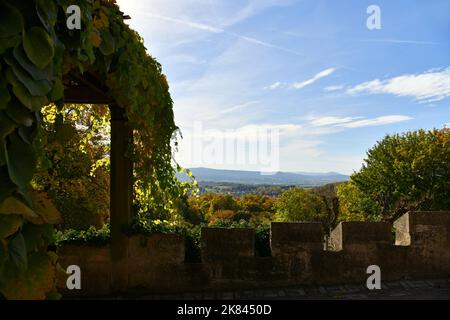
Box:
(275, 187), (328, 226)
(351, 128), (450, 221)
(336, 181), (379, 222)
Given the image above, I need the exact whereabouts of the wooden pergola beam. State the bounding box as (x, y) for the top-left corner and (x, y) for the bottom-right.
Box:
(63, 73), (115, 104)
(109, 104), (133, 293)
(63, 72), (133, 293)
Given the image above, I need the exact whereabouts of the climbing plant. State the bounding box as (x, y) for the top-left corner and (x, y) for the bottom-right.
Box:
(0, 0), (189, 299)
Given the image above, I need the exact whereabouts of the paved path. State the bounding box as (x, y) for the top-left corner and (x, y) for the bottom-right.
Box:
(138, 278), (450, 300)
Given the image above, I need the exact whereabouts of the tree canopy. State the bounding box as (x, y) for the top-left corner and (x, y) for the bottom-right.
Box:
(350, 128), (450, 221)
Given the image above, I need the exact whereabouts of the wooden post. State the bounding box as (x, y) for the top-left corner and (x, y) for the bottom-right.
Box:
(109, 104), (133, 293)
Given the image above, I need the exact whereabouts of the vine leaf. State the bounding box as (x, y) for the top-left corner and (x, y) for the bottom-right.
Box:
(27, 191), (63, 225)
(13, 45), (52, 81)
(0, 114), (16, 139)
(0, 87), (11, 108)
(0, 142), (6, 167)
(6, 101), (34, 127)
(0, 196), (38, 219)
(4, 56), (52, 96)
(0, 215), (22, 239)
(0, 2), (24, 39)
(36, 0), (58, 31)
(0, 166), (16, 204)
(22, 223), (53, 253)
(0, 35), (21, 55)
(1, 251), (56, 300)
(99, 29), (115, 56)
(12, 81), (48, 111)
(23, 27), (54, 69)
(8, 232), (28, 272)
(48, 78), (64, 101)
(5, 132), (36, 194)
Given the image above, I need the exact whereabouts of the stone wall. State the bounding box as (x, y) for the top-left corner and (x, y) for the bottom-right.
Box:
(57, 211), (450, 297)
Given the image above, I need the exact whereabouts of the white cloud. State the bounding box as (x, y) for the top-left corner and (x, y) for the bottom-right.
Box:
(310, 115), (413, 128)
(347, 67), (450, 102)
(292, 68), (335, 89)
(360, 39), (440, 45)
(310, 116), (360, 127)
(324, 85), (345, 92)
(339, 115), (413, 128)
(266, 68), (336, 91)
(265, 82), (284, 90)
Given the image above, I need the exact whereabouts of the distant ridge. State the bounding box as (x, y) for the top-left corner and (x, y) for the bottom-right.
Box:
(177, 167), (349, 186)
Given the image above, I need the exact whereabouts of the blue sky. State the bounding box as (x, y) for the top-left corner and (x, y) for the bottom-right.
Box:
(117, 0), (450, 174)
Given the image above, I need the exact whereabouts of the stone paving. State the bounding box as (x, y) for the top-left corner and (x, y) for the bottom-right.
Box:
(139, 278), (450, 300)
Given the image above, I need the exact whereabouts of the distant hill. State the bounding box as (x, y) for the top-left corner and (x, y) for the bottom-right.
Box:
(177, 167), (349, 186)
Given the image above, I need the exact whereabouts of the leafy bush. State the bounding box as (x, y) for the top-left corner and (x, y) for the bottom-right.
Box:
(54, 224), (110, 246)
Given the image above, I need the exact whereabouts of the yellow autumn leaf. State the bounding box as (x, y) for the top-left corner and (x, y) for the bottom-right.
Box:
(90, 29), (101, 48)
(28, 191), (63, 225)
(160, 74), (169, 90)
(1, 252), (56, 300)
(93, 11), (109, 29)
(0, 197), (39, 220)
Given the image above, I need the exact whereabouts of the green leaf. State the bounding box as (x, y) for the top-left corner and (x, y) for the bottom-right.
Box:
(23, 27), (54, 69)
(99, 29), (115, 56)
(27, 191), (63, 225)
(22, 223), (47, 252)
(0, 35), (21, 55)
(1, 251), (55, 300)
(0, 196), (37, 219)
(46, 291), (62, 300)
(48, 78), (64, 101)
(0, 215), (22, 239)
(0, 2), (24, 39)
(12, 81), (48, 111)
(5, 101), (34, 127)
(18, 125), (36, 145)
(5, 65), (20, 87)
(4, 56), (52, 96)
(0, 87), (11, 109)
(0, 165), (16, 203)
(13, 45), (52, 81)
(55, 123), (76, 143)
(0, 112), (16, 138)
(5, 132), (36, 193)
(36, 0), (58, 31)
(8, 232), (28, 272)
(0, 141), (5, 167)
(0, 241), (6, 269)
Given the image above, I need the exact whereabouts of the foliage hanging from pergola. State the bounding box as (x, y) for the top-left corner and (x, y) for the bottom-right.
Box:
(0, 0), (184, 299)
